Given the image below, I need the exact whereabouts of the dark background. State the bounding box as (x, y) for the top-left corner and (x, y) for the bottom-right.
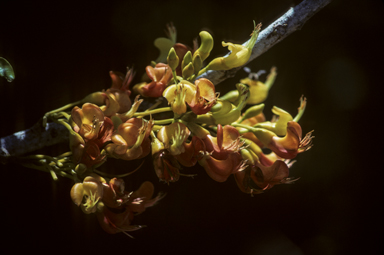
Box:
(1, 0), (383, 254)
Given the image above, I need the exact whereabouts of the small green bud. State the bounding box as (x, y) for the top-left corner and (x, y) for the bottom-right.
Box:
(75, 163), (87, 175)
(182, 62), (195, 79)
(182, 51), (193, 70)
(167, 47), (179, 71)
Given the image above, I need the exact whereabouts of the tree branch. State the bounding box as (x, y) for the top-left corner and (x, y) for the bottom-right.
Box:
(1, 121), (68, 163)
(0, 0), (331, 161)
(197, 0), (332, 84)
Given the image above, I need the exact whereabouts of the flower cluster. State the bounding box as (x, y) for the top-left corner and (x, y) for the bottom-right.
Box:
(36, 22), (314, 236)
(70, 173), (162, 236)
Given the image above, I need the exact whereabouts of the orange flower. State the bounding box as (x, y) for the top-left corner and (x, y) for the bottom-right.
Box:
(71, 175), (162, 237)
(82, 68), (135, 117)
(70, 103), (105, 141)
(105, 118), (153, 160)
(75, 140), (106, 168)
(133, 63), (173, 98)
(234, 160), (297, 195)
(174, 136), (206, 167)
(188, 78), (218, 115)
(198, 124), (247, 182)
(253, 121), (314, 159)
(69, 104), (114, 168)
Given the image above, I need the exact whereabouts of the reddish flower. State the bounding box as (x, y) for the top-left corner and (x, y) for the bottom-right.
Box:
(133, 63), (173, 98)
(235, 160), (298, 195)
(69, 103), (113, 168)
(71, 174), (162, 237)
(198, 124), (247, 182)
(80, 68), (135, 117)
(151, 123), (205, 183)
(97, 181), (162, 236)
(152, 149), (182, 183)
(174, 136), (206, 167)
(254, 121), (314, 159)
(188, 78), (218, 115)
(69, 104), (114, 168)
(70, 103), (105, 141)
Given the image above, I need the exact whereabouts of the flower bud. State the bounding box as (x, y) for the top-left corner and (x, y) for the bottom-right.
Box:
(181, 51), (193, 70)
(167, 47), (179, 71)
(75, 163), (87, 175)
(182, 62), (194, 79)
(193, 31), (213, 62)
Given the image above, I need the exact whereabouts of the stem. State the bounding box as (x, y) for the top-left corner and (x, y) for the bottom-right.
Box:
(153, 118), (174, 125)
(133, 107), (172, 117)
(232, 123), (254, 131)
(197, 67), (208, 77)
(293, 96), (307, 122)
(43, 100), (82, 126)
(172, 70), (178, 85)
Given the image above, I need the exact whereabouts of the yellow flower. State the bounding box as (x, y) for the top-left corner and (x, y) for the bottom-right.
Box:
(205, 23), (262, 71)
(162, 80), (195, 115)
(70, 174), (106, 214)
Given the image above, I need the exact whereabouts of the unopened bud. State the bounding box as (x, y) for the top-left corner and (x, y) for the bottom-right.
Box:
(182, 62), (194, 79)
(167, 47), (179, 71)
(182, 51), (193, 70)
(193, 31), (213, 62)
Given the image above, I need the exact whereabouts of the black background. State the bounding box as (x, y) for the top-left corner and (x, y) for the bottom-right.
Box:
(1, 0), (383, 254)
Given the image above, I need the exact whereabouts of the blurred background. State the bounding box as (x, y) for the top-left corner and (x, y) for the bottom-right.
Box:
(1, 0), (382, 254)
